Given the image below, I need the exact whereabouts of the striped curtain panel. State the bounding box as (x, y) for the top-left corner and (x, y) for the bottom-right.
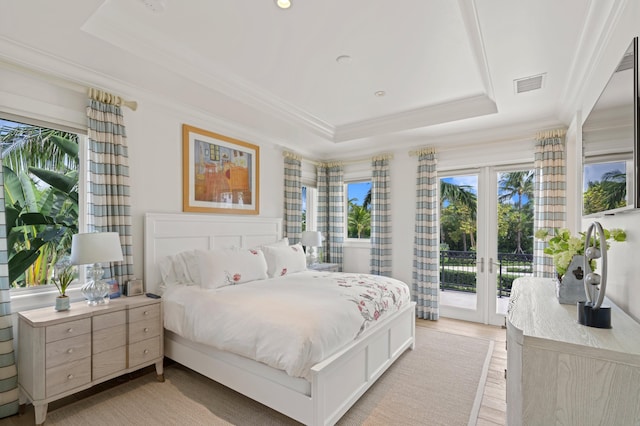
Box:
(317, 163), (344, 266)
(86, 99), (134, 285)
(412, 149), (439, 320)
(0, 170), (18, 418)
(533, 130), (566, 278)
(283, 155), (302, 244)
(370, 156), (392, 276)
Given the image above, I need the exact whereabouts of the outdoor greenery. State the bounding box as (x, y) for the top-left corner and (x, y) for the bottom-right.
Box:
(583, 170), (627, 215)
(1, 120), (79, 288)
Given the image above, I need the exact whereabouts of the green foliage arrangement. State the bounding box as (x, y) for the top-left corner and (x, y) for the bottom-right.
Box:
(535, 227), (626, 277)
(51, 256), (75, 297)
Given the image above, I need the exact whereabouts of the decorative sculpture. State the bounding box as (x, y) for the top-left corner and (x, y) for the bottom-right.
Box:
(578, 221), (611, 328)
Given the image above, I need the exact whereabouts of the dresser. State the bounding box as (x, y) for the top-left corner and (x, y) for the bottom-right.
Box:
(18, 296), (163, 425)
(506, 277), (640, 425)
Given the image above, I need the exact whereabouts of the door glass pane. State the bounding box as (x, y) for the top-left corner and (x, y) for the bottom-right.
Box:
(439, 175), (478, 310)
(496, 169), (534, 315)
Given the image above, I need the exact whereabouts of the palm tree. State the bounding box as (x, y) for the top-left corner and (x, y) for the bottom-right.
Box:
(347, 198), (371, 238)
(498, 171), (533, 254)
(600, 170), (626, 209)
(440, 181), (477, 248)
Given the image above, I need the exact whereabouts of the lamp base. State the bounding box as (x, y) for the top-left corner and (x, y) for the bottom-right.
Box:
(577, 301), (611, 328)
(81, 263), (110, 306)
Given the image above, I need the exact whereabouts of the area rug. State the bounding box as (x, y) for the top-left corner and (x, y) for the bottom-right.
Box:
(45, 327), (493, 426)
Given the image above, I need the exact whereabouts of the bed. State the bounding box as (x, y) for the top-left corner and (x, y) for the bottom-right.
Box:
(144, 212), (416, 425)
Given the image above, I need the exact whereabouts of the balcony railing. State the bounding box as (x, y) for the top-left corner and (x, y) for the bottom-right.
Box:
(440, 250), (533, 298)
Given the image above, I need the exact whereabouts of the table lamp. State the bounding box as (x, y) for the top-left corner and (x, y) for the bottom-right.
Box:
(301, 230), (323, 266)
(70, 232), (124, 305)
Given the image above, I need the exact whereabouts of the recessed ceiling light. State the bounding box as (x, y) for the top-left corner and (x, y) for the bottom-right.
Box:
(375, 91), (386, 97)
(336, 55), (352, 64)
(276, 0), (292, 9)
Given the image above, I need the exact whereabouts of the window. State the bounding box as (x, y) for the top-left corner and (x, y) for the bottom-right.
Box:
(346, 181), (371, 239)
(302, 185), (318, 232)
(1, 118), (82, 289)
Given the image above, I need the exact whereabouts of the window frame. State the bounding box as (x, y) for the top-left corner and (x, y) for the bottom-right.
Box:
(0, 114), (87, 312)
(344, 180), (372, 242)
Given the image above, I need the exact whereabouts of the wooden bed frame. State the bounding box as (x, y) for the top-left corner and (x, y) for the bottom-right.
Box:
(144, 212), (416, 425)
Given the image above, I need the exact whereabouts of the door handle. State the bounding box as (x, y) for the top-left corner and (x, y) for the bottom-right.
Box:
(477, 257), (484, 273)
(489, 257), (500, 274)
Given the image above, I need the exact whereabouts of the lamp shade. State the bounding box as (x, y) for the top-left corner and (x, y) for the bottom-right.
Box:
(301, 231), (322, 247)
(70, 232), (124, 265)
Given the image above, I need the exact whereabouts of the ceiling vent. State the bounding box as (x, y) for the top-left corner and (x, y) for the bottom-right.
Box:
(514, 73), (546, 94)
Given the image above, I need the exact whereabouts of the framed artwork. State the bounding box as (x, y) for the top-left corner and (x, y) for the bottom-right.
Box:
(182, 124), (260, 214)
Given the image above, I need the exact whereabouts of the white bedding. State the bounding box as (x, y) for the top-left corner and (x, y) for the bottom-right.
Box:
(163, 270), (411, 380)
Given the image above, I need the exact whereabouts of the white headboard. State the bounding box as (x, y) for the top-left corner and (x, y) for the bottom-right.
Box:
(144, 212), (282, 294)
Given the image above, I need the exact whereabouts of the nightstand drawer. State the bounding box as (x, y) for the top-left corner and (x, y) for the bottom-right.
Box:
(46, 334), (91, 368)
(129, 336), (161, 368)
(129, 318), (160, 343)
(129, 304), (160, 323)
(93, 310), (126, 331)
(46, 318), (91, 343)
(93, 324), (126, 354)
(46, 357), (91, 397)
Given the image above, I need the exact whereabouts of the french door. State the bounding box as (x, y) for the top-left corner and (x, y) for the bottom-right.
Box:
(439, 165), (533, 325)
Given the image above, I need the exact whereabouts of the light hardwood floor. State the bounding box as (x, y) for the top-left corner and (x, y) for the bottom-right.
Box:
(4, 317), (507, 425)
(417, 317), (507, 426)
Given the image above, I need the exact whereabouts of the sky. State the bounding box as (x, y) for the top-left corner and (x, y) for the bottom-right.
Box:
(583, 161), (625, 190)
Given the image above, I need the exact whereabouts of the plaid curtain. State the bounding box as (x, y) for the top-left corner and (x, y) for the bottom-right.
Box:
(533, 130), (566, 278)
(283, 155), (302, 244)
(412, 149), (439, 320)
(317, 163), (344, 266)
(370, 156), (392, 276)
(86, 98), (134, 285)
(0, 169), (18, 418)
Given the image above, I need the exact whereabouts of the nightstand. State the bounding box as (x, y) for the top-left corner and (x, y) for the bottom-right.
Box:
(18, 296), (164, 425)
(308, 263), (340, 272)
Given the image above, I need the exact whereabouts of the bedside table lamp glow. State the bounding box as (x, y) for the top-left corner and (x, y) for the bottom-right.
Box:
(70, 232), (123, 305)
(301, 230), (323, 266)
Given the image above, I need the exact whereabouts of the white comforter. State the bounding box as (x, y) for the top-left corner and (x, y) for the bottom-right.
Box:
(163, 270), (411, 380)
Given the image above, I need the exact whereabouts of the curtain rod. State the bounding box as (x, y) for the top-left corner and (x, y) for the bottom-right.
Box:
(283, 151), (393, 166)
(409, 146), (436, 157)
(88, 88), (138, 111)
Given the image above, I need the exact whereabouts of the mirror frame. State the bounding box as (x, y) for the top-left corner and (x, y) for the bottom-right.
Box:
(582, 37), (639, 216)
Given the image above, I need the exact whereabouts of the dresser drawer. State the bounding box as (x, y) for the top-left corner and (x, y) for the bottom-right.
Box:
(93, 346), (127, 380)
(93, 310), (126, 331)
(46, 318), (91, 343)
(129, 318), (160, 344)
(46, 357), (91, 397)
(129, 336), (161, 368)
(93, 324), (126, 354)
(129, 304), (160, 323)
(46, 333), (91, 368)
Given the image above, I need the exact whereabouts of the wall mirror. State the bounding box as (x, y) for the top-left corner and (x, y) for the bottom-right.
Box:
(582, 37), (639, 216)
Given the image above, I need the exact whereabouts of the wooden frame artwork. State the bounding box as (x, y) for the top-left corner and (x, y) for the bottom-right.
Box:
(182, 124), (259, 214)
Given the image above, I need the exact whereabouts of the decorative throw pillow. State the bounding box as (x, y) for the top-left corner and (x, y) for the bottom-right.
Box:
(158, 250), (200, 287)
(197, 248), (268, 289)
(262, 243), (307, 277)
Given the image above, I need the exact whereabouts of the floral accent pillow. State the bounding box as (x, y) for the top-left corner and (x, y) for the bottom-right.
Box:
(261, 243), (307, 278)
(197, 248), (268, 289)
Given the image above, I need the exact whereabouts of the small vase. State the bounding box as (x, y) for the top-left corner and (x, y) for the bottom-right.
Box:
(556, 255), (591, 304)
(55, 296), (70, 311)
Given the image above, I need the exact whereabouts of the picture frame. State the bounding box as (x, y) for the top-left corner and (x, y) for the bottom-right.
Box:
(182, 124), (260, 214)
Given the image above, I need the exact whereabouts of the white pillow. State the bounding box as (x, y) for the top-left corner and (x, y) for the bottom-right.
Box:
(158, 250), (200, 287)
(197, 248), (268, 289)
(262, 243), (307, 277)
(253, 237), (289, 251)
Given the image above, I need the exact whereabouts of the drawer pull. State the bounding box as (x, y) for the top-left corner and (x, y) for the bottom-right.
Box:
(144, 327), (149, 333)
(67, 374), (73, 380)
(143, 311), (149, 316)
(143, 349), (149, 354)
(67, 328), (73, 333)
(67, 348), (73, 354)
